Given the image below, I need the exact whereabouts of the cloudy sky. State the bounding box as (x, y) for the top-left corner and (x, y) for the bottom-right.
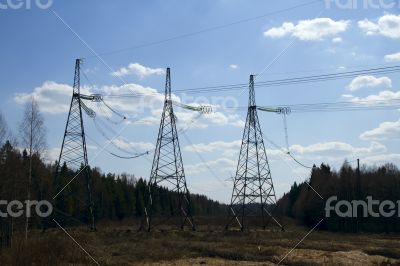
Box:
(1, 0), (400, 203)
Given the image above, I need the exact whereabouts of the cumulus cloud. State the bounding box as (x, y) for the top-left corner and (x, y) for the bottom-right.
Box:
(344, 90), (400, 104)
(184, 140), (242, 156)
(384, 52), (400, 62)
(290, 141), (387, 157)
(358, 14), (400, 38)
(363, 153), (400, 165)
(347, 76), (392, 91)
(109, 136), (155, 152)
(360, 119), (400, 141)
(282, 141), (399, 168)
(185, 139), (388, 160)
(229, 64), (239, 69)
(264, 18), (350, 41)
(111, 63), (165, 78)
(184, 139), (396, 176)
(13, 81), (165, 116)
(13, 81), (90, 114)
(185, 158), (237, 175)
(171, 111), (245, 129)
(13, 81), (246, 129)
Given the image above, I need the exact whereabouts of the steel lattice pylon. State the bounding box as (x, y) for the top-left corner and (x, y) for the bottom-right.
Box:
(226, 75), (283, 231)
(54, 59), (95, 231)
(143, 68), (195, 232)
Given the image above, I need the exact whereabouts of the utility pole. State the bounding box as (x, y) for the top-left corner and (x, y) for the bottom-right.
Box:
(226, 75), (283, 231)
(142, 68), (195, 232)
(54, 59), (96, 231)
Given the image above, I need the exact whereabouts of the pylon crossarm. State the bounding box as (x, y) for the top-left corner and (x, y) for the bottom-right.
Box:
(257, 106), (291, 114)
(172, 101), (213, 114)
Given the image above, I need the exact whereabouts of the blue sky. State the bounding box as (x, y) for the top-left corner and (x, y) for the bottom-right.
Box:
(1, 0), (400, 203)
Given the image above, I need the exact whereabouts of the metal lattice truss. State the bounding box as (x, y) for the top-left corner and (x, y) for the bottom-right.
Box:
(144, 68), (195, 231)
(54, 59), (95, 231)
(226, 75), (281, 231)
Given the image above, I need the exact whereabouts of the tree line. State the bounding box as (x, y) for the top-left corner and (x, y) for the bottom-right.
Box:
(0, 99), (226, 248)
(277, 162), (400, 232)
(0, 140), (225, 242)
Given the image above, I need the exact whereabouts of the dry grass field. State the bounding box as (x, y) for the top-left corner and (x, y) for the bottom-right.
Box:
(1, 218), (400, 266)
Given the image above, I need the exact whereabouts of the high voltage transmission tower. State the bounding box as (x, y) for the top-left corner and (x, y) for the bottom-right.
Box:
(142, 68), (195, 232)
(54, 59), (96, 231)
(226, 75), (283, 231)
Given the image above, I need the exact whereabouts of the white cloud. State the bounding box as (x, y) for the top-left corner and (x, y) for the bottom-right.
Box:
(290, 141), (387, 157)
(13, 81), (165, 116)
(264, 18), (350, 41)
(43, 145), (97, 164)
(172, 111), (245, 129)
(184, 139), (397, 176)
(185, 158), (237, 175)
(284, 141), (400, 169)
(360, 119), (400, 141)
(347, 76), (392, 91)
(384, 52), (400, 62)
(13, 81), (244, 129)
(43, 147), (60, 164)
(345, 90), (400, 104)
(101, 83), (172, 114)
(341, 94), (353, 99)
(264, 22), (295, 38)
(358, 14), (400, 38)
(332, 37), (343, 43)
(363, 153), (400, 165)
(184, 140), (241, 156)
(111, 63), (165, 78)
(110, 136), (155, 152)
(184, 139), (387, 162)
(229, 64), (238, 69)
(14, 81), (92, 114)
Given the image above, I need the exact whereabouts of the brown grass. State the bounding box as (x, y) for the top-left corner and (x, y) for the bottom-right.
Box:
(1, 218), (400, 265)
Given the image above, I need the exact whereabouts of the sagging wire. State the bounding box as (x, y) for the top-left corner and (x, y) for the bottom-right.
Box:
(258, 106), (313, 169)
(101, 99), (127, 120)
(281, 112), (313, 169)
(79, 100), (150, 160)
(86, 132), (150, 160)
(96, 102), (125, 125)
(109, 151), (150, 159)
(92, 118), (150, 158)
(263, 135), (313, 170)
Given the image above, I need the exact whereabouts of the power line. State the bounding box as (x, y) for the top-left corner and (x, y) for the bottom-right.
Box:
(102, 65), (400, 98)
(83, 0), (322, 59)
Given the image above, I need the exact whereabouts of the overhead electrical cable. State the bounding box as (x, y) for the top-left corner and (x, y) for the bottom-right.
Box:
(102, 65), (400, 98)
(83, 0), (322, 59)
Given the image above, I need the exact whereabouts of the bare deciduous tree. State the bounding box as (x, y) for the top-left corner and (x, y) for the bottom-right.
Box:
(0, 111), (9, 146)
(19, 98), (46, 240)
